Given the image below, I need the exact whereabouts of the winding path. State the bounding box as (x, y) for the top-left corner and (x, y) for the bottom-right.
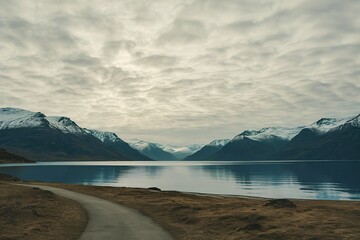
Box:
(18, 184), (173, 240)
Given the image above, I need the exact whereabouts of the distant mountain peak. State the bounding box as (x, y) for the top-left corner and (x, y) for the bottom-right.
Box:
(310, 116), (353, 133)
(0, 107), (85, 134)
(85, 129), (124, 143)
(233, 126), (304, 142)
(315, 118), (337, 126)
(46, 116), (85, 134)
(0, 107), (49, 129)
(208, 139), (230, 147)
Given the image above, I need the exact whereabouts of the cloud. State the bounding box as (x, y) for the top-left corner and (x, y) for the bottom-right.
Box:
(63, 53), (101, 66)
(0, 0), (359, 145)
(136, 55), (179, 69)
(157, 19), (208, 46)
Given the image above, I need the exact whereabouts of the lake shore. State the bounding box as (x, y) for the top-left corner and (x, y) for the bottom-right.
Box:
(32, 182), (360, 239)
(1, 174), (360, 240)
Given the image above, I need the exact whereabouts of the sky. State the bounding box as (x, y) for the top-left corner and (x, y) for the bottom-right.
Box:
(0, 0), (359, 145)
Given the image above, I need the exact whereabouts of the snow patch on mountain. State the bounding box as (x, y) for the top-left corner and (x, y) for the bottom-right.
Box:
(85, 129), (124, 143)
(208, 139), (230, 147)
(0, 107), (48, 129)
(128, 140), (158, 151)
(127, 139), (203, 159)
(156, 144), (203, 158)
(46, 116), (85, 134)
(0, 107), (85, 135)
(309, 117), (353, 133)
(232, 127), (305, 142)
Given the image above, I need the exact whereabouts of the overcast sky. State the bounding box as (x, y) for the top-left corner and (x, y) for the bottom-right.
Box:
(1, 0), (359, 145)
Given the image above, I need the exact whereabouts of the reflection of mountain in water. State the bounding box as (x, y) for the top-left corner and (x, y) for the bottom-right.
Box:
(1, 161), (359, 200)
(289, 161), (360, 194)
(201, 163), (295, 187)
(201, 161), (360, 196)
(0, 165), (166, 185)
(0, 166), (132, 184)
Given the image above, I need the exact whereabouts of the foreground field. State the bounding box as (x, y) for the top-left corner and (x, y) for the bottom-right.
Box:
(2, 173), (360, 240)
(0, 178), (86, 240)
(46, 183), (360, 240)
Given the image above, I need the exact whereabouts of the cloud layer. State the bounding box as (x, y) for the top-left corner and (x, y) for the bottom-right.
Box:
(1, 0), (359, 145)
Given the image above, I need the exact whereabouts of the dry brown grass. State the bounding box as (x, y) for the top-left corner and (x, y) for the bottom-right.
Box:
(43, 183), (360, 240)
(0, 182), (87, 240)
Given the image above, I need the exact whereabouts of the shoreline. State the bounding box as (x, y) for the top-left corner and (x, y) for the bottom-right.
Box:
(1, 174), (360, 239)
(34, 180), (360, 240)
(1, 160), (360, 202)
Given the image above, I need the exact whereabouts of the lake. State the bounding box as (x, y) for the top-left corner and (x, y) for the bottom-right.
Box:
(1, 160), (359, 200)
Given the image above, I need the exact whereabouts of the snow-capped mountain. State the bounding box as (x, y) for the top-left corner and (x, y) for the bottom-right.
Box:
(0, 107), (150, 161)
(273, 114), (360, 160)
(1, 107), (359, 161)
(157, 144), (203, 159)
(128, 140), (177, 160)
(85, 129), (125, 143)
(208, 139), (231, 147)
(0, 108), (49, 129)
(211, 113), (360, 161)
(309, 117), (353, 133)
(86, 130), (152, 161)
(127, 140), (202, 160)
(46, 116), (87, 134)
(232, 127), (305, 142)
(0, 108), (88, 134)
(184, 139), (230, 160)
(208, 127), (306, 161)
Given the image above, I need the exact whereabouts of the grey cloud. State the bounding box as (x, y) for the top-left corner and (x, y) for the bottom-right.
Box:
(161, 67), (194, 74)
(136, 55), (179, 69)
(0, 0), (359, 145)
(157, 19), (207, 46)
(102, 40), (137, 60)
(62, 53), (101, 66)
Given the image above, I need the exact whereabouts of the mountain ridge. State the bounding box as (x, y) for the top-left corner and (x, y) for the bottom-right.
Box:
(1, 107), (359, 161)
(0, 107), (150, 161)
(188, 114), (360, 161)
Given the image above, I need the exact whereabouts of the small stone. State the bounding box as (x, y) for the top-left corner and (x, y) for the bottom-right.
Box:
(148, 187), (161, 191)
(264, 199), (296, 208)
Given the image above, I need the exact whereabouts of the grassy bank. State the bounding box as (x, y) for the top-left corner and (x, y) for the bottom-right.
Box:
(44, 182), (360, 240)
(0, 179), (86, 240)
(2, 173), (360, 240)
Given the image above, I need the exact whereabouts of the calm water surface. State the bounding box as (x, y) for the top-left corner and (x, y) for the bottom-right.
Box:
(1, 161), (359, 200)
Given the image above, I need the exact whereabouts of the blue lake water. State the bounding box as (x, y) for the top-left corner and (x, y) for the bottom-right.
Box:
(1, 160), (360, 200)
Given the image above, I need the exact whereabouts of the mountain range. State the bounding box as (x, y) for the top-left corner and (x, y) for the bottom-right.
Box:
(128, 140), (202, 160)
(0, 107), (359, 161)
(0, 108), (151, 161)
(187, 115), (360, 161)
(184, 139), (230, 160)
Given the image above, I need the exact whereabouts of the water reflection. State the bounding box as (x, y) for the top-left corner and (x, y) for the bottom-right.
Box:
(0, 161), (359, 200)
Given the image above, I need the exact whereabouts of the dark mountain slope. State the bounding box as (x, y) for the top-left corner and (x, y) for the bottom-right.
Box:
(0, 127), (126, 161)
(0, 148), (34, 163)
(210, 137), (288, 161)
(86, 130), (153, 161)
(184, 139), (230, 160)
(272, 125), (360, 160)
